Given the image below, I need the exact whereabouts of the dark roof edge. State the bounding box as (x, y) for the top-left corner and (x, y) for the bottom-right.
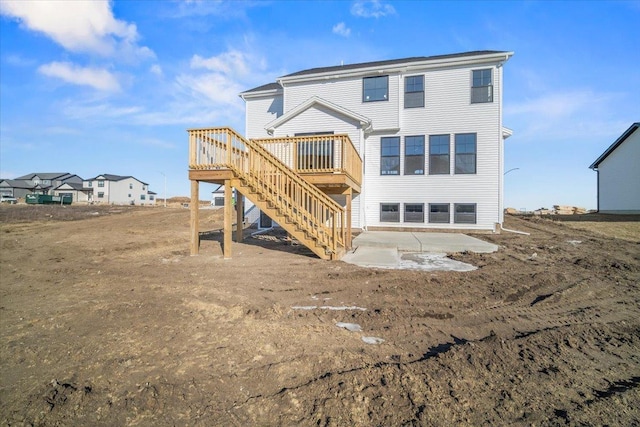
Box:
(589, 122), (639, 169)
(281, 50), (512, 79)
(240, 82), (283, 96)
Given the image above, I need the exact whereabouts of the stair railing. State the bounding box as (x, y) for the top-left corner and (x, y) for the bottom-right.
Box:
(188, 127), (345, 255)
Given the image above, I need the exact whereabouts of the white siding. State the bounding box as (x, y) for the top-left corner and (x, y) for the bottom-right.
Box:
(243, 56), (509, 231)
(598, 129), (640, 213)
(363, 65), (503, 230)
(284, 74), (399, 131)
(245, 94), (282, 138)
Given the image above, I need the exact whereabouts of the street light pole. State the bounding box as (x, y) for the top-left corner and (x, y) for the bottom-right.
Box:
(160, 172), (167, 207)
(504, 167), (520, 176)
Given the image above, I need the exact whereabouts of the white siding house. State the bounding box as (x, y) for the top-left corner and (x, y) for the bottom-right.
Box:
(84, 174), (155, 205)
(240, 51), (514, 232)
(589, 123), (640, 214)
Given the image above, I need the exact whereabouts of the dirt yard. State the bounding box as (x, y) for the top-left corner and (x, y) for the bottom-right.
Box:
(1, 205), (639, 426)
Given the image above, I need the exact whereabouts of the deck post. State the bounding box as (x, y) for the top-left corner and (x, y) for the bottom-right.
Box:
(235, 192), (244, 243)
(223, 179), (233, 259)
(190, 179), (200, 255)
(346, 188), (352, 250)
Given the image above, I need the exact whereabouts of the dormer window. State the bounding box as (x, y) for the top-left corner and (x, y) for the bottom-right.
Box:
(363, 75), (388, 102)
(471, 69), (493, 103)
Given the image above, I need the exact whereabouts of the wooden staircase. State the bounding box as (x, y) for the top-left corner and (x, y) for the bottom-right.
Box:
(188, 128), (346, 260)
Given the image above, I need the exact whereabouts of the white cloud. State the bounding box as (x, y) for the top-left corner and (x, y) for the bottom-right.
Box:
(0, 0), (153, 59)
(332, 22), (351, 37)
(38, 61), (121, 92)
(190, 50), (251, 75)
(150, 64), (163, 76)
(351, 0), (396, 18)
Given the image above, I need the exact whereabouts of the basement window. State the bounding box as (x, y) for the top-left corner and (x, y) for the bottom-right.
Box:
(380, 203), (400, 222)
(454, 203), (477, 224)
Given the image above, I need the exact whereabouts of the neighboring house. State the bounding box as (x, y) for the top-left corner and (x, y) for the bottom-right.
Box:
(52, 182), (93, 203)
(589, 122), (640, 214)
(188, 50), (514, 259)
(0, 179), (40, 199)
(0, 172), (82, 199)
(84, 174), (155, 205)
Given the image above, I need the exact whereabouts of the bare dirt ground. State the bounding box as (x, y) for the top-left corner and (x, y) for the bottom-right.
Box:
(1, 205), (639, 426)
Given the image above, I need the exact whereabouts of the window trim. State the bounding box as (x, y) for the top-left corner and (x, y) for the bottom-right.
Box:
(404, 203), (424, 223)
(404, 135), (425, 175)
(404, 75), (424, 108)
(380, 203), (400, 223)
(455, 133), (477, 175)
(363, 75), (389, 103)
(454, 203), (477, 224)
(429, 134), (450, 175)
(380, 136), (400, 176)
(429, 203), (450, 224)
(471, 68), (493, 104)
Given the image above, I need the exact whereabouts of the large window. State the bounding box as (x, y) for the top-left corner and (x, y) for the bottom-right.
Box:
(97, 192), (104, 198)
(363, 75), (388, 102)
(404, 203), (424, 223)
(454, 203), (477, 224)
(404, 136), (425, 175)
(429, 204), (450, 223)
(380, 137), (400, 175)
(404, 75), (424, 108)
(471, 69), (493, 103)
(97, 180), (105, 188)
(380, 203), (400, 222)
(429, 135), (450, 175)
(455, 133), (476, 174)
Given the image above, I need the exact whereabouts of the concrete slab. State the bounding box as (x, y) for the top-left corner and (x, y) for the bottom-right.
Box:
(351, 231), (421, 251)
(412, 232), (499, 254)
(341, 245), (400, 268)
(343, 231), (498, 271)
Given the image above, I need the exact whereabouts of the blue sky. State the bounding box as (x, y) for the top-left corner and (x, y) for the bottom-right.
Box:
(1, 0), (638, 210)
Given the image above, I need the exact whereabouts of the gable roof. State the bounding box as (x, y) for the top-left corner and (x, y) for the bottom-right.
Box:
(15, 172), (74, 181)
(242, 50), (513, 95)
(88, 174), (149, 185)
(53, 182), (88, 191)
(0, 179), (39, 189)
(282, 50), (511, 79)
(265, 96), (372, 134)
(589, 122), (639, 170)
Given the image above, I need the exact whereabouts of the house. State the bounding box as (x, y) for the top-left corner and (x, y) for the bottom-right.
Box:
(84, 174), (155, 205)
(0, 172), (82, 199)
(188, 50), (514, 259)
(589, 122), (640, 214)
(51, 182), (93, 203)
(0, 179), (40, 199)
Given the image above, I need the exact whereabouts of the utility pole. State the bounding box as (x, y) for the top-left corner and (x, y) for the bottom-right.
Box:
(160, 172), (167, 207)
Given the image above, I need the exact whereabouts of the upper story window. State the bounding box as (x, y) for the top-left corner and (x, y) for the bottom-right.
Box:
(380, 137), (400, 175)
(455, 133), (477, 174)
(97, 180), (105, 187)
(129, 183), (133, 189)
(404, 135), (424, 175)
(363, 75), (388, 102)
(404, 75), (424, 108)
(471, 69), (493, 103)
(429, 135), (450, 175)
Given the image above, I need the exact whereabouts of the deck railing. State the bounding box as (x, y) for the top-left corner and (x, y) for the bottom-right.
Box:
(188, 127), (346, 256)
(251, 134), (362, 186)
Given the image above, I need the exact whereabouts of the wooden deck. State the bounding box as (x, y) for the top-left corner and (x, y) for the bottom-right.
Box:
(188, 128), (362, 260)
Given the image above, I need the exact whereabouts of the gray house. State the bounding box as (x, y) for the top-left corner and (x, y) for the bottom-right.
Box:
(589, 122), (640, 214)
(0, 172), (82, 199)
